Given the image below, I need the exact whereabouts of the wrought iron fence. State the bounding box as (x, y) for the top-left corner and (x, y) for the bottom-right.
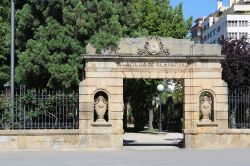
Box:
(228, 87), (250, 128)
(0, 87), (79, 130)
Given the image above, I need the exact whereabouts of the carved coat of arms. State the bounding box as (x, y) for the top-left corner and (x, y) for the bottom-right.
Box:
(138, 37), (170, 56)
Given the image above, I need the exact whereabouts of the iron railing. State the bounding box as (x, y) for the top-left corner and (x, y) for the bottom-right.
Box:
(0, 87), (79, 130)
(228, 87), (250, 128)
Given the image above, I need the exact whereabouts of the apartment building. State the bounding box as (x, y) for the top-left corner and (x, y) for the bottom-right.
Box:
(191, 17), (205, 44)
(192, 0), (250, 44)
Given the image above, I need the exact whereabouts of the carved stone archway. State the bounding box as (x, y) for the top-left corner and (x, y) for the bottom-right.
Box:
(79, 37), (228, 149)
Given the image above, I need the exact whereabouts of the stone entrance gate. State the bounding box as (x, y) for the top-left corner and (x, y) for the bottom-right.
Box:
(2, 37), (250, 151)
(80, 37), (228, 149)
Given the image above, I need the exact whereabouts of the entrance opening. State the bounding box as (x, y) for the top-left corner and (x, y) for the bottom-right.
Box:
(123, 79), (184, 149)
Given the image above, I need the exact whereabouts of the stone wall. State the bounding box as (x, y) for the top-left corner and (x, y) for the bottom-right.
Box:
(0, 130), (122, 151)
(185, 129), (250, 148)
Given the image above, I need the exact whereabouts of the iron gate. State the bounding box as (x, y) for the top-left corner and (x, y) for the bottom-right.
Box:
(228, 87), (250, 128)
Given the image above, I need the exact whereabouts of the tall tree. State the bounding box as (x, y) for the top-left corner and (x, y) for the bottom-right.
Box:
(15, 0), (137, 89)
(221, 37), (250, 88)
(15, 0), (88, 89)
(0, 0), (10, 91)
(133, 0), (192, 38)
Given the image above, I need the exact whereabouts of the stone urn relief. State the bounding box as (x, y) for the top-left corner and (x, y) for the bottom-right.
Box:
(199, 92), (213, 124)
(93, 91), (110, 125)
(95, 96), (107, 123)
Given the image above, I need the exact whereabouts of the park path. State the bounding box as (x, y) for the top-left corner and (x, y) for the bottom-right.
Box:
(123, 132), (183, 150)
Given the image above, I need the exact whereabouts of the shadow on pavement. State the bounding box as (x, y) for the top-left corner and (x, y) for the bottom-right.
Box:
(123, 139), (184, 148)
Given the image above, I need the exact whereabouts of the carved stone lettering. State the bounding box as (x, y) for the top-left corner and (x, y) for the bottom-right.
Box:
(118, 62), (188, 68)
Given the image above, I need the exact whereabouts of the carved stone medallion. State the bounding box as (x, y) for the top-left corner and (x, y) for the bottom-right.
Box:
(138, 37), (170, 56)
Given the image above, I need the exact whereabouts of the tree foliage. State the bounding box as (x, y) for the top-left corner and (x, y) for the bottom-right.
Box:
(13, 0), (140, 89)
(15, 0), (88, 90)
(221, 37), (250, 88)
(0, 0), (10, 90)
(134, 0), (192, 38)
(124, 79), (161, 130)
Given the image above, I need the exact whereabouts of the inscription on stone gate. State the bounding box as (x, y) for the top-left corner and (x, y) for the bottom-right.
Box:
(117, 62), (189, 68)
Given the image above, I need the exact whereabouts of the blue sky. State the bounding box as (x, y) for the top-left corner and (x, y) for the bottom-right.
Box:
(170, 0), (230, 21)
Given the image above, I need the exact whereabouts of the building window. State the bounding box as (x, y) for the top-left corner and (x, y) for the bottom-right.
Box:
(221, 35), (225, 41)
(239, 21), (248, 27)
(203, 24), (209, 32)
(213, 29), (216, 36)
(239, 32), (242, 38)
(239, 21), (242, 27)
(228, 21), (238, 27)
(239, 32), (248, 39)
(204, 35), (207, 41)
(209, 32), (212, 37)
(228, 32), (238, 39)
(217, 26), (220, 32)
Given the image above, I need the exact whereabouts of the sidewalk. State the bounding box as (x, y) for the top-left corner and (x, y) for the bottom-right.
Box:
(123, 132), (183, 150)
(1, 148), (250, 166)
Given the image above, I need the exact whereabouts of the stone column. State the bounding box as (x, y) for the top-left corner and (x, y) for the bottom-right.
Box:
(149, 108), (154, 130)
(78, 61), (124, 149)
(183, 61), (229, 148)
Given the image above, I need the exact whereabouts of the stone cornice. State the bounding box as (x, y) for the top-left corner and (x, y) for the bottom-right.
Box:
(83, 54), (225, 61)
(0, 129), (122, 136)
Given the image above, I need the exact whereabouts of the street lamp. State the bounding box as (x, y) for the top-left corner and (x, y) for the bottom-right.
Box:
(10, 0), (15, 118)
(157, 84), (164, 132)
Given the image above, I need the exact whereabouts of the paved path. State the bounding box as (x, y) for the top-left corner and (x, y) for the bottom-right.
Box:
(124, 132), (183, 149)
(1, 148), (250, 166)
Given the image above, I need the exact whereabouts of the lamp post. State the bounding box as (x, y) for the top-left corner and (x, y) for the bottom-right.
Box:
(10, 0), (15, 122)
(157, 84), (164, 132)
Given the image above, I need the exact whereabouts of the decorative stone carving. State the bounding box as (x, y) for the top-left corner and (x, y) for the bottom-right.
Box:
(138, 37), (170, 56)
(94, 95), (108, 123)
(200, 95), (213, 123)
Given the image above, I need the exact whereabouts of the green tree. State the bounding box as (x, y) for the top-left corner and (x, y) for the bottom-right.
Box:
(133, 0), (192, 38)
(87, 0), (126, 52)
(15, 0), (88, 89)
(171, 79), (184, 103)
(15, 0), (137, 89)
(124, 79), (161, 130)
(0, 0), (10, 90)
(221, 37), (250, 88)
(124, 0), (192, 130)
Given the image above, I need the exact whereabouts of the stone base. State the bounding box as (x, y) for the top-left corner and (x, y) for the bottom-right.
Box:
(184, 129), (250, 148)
(91, 121), (112, 127)
(197, 122), (218, 127)
(0, 130), (123, 151)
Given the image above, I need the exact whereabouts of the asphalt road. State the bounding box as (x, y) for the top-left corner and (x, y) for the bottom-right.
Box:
(1, 148), (250, 166)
